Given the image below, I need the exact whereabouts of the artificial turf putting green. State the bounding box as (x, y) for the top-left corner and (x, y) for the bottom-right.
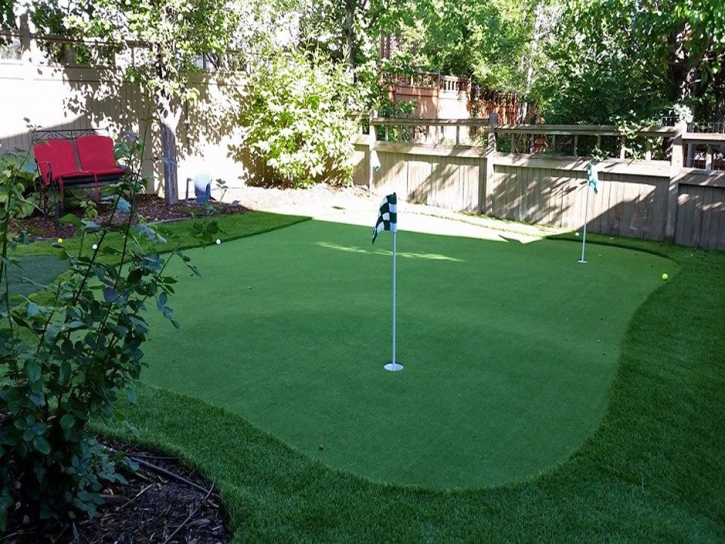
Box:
(7, 255), (68, 298)
(141, 220), (677, 489)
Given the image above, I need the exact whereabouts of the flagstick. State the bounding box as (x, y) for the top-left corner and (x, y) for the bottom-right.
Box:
(385, 229), (402, 371)
(392, 230), (397, 365)
(578, 181), (590, 264)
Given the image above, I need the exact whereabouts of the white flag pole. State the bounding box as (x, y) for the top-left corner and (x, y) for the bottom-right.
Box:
(578, 182), (590, 264)
(384, 201), (402, 372)
(392, 230), (397, 365)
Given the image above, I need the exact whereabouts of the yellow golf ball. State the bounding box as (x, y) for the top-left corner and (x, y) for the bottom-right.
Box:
(57, 238), (63, 244)
(662, 273), (669, 281)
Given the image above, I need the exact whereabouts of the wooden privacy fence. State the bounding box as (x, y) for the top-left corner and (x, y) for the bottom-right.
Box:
(353, 116), (725, 250)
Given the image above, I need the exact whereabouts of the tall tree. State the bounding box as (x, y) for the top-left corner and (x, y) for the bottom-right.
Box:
(61, 0), (249, 204)
(540, 0), (725, 123)
(376, 0), (559, 94)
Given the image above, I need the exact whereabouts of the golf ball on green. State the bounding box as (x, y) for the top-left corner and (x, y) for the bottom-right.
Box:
(662, 273), (669, 281)
(215, 239), (221, 245)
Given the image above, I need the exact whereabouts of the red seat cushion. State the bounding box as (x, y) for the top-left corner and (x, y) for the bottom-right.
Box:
(33, 140), (79, 184)
(75, 135), (118, 172)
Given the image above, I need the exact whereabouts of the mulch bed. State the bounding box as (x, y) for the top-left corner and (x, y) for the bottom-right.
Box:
(13, 194), (249, 242)
(3, 440), (231, 543)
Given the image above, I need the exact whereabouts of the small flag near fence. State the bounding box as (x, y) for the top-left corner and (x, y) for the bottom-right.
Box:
(579, 162), (599, 263)
(586, 162), (599, 194)
(372, 193), (397, 244)
(372, 193), (402, 372)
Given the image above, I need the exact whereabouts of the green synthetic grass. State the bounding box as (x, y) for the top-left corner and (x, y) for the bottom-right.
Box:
(4, 255), (68, 298)
(96, 240), (725, 540)
(9, 211), (310, 258)
(139, 221), (676, 489)
(8, 210), (724, 539)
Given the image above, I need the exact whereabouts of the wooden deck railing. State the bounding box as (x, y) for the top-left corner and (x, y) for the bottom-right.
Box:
(365, 114), (725, 171)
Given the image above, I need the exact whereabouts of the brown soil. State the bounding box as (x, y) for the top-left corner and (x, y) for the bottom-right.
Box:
(13, 194), (249, 242)
(3, 440), (231, 543)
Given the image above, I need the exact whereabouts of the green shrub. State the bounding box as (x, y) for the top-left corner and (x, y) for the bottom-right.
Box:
(238, 49), (360, 187)
(0, 137), (218, 529)
(0, 151), (39, 219)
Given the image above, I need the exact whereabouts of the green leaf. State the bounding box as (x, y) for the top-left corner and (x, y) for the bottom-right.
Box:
(60, 414), (76, 431)
(27, 302), (40, 318)
(32, 436), (51, 455)
(126, 387), (138, 404)
(60, 214), (83, 226)
(104, 288), (119, 303)
(33, 421), (47, 435)
(26, 360), (41, 382)
(59, 360), (71, 384)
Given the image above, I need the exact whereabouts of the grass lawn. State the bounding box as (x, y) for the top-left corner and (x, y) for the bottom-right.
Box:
(139, 220), (677, 490)
(12, 210), (724, 540)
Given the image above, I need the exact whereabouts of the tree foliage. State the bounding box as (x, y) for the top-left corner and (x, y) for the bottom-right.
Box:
(238, 49), (362, 187)
(60, 0), (248, 205)
(539, 0), (725, 124)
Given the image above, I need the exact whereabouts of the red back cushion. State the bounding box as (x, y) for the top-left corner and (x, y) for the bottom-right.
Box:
(33, 139), (79, 183)
(76, 135), (117, 171)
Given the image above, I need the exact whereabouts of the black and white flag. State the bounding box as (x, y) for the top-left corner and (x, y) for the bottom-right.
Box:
(371, 193), (397, 244)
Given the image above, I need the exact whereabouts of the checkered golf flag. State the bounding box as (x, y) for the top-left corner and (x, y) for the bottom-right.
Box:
(371, 193), (397, 244)
(586, 162), (599, 194)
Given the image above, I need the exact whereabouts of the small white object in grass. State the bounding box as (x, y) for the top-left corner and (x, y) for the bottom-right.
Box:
(92, 244), (98, 250)
(215, 238), (221, 245)
(575, 232), (580, 237)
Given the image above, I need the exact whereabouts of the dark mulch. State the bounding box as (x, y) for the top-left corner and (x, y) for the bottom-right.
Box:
(3, 441), (231, 543)
(13, 194), (249, 242)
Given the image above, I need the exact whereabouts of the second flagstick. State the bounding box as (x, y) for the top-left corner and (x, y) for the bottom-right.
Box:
(372, 193), (402, 371)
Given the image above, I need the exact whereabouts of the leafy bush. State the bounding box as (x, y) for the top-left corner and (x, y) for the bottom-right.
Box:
(0, 136), (218, 529)
(0, 151), (40, 219)
(238, 49), (360, 187)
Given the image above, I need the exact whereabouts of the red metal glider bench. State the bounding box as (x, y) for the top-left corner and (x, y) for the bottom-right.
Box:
(32, 129), (127, 210)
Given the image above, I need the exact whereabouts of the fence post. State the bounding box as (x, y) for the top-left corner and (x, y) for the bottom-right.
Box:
(483, 112), (499, 215)
(665, 120), (686, 242)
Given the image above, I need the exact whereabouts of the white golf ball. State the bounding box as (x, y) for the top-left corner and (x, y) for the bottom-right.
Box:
(215, 239), (221, 245)
(575, 232), (580, 237)
(92, 244), (98, 250)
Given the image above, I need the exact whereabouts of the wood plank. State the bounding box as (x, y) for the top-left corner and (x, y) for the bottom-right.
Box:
(599, 173), (612, 235)
(674, 169), (725, 188)
(494, 124), (674, 137)
(690, 186), (704, 247)
(716, 193), (725, 250)
(680, 188), (697, 246)
(699, 187), (713, 248)
(675, 189), (688, 245)
(706, 189), (722, 250)
(374, 141), (488, 158)
(651, 178), (668, 241)
(492, 155), (670, 178)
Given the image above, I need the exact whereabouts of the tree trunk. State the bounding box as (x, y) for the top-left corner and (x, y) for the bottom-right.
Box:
(157, 93), (181, 205)
(160, 118), (179, 205)
(343, 0), (357, 70)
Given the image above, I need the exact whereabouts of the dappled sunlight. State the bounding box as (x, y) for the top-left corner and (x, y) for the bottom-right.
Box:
(316, 241), (464, 262)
